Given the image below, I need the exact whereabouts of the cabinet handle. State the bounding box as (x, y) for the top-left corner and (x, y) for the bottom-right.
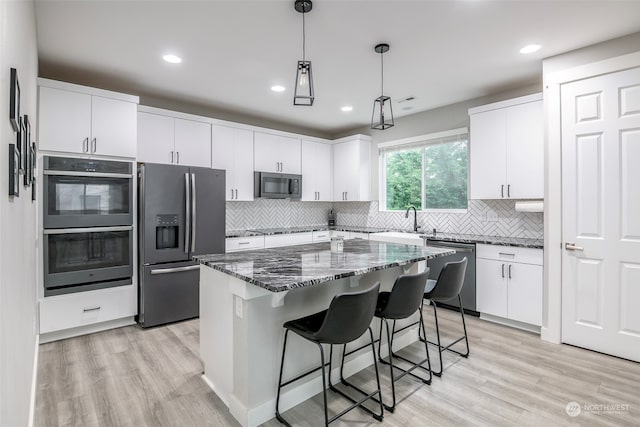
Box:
(83, 306), (100, 312)
(507, 184), (511, 197)
(501, 263), (505, 278)
(345, 192), (348, 200)
(238, 241), (250, 245)
(508, 264), (512, 279)
(91, 138), (97, 153)
(83, 137), (89, 153)
(230, 189), (234, 199)
(235, 189), (238, 199)
(501, 184), (504, 198)
(176, 152), (180, 164)
(171, 151), (174, 163)
(276, 162), (279, 172)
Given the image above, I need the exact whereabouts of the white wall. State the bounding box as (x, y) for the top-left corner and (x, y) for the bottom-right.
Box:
(0, 1), (39, 425)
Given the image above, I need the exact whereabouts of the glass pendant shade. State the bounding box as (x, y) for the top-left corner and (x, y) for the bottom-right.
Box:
(371, 95), (394, 130)
(294, 60), (314, 106)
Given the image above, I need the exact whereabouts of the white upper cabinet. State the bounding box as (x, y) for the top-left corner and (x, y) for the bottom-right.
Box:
(469, 93), (543, 200)
(212, 124), (254, 201)
(301, 140), (332, 201)
(254, 132), (301, 174)
(332, 135), (372, 201)
(38, 80), (138, 158)
(137, 109), (211, 168)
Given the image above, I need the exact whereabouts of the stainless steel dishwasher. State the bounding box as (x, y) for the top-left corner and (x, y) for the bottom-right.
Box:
(424, 240), (478, 316)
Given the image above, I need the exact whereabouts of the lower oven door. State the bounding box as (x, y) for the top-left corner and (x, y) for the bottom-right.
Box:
(43, 226), (133, 296)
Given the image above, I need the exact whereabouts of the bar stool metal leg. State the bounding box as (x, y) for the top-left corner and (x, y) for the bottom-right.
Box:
(275, 329), (291, 426)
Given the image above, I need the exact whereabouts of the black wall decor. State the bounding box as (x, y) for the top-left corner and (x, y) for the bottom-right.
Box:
(16, 116), (23, 173)
(9, 144), (19, 197)
(22, 116), (30, 185)
(31, 143), (37, 201)
(9, 68), (20, 132)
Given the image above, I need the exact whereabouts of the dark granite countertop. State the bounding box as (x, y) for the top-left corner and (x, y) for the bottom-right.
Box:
(225, 225), (395, 238)
(248, 225), (329, 235)
(424, 233), (543, 249)
(195, 239), (455, 293)
(226, 230), (266, 238)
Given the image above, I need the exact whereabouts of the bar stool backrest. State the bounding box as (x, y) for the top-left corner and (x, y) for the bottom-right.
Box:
(379, 269), (430, 319)
(428, 257), (468, 301)
(314, 282), (381, 344)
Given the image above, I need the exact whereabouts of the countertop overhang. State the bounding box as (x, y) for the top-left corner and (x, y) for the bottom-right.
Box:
(195, 240), (454, 293)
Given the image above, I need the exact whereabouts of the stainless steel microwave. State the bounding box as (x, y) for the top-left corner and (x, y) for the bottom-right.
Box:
(254, 172), (302, 199)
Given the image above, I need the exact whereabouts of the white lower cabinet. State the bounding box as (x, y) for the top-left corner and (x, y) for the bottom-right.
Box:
(476, 244), (543, 326)
(349, 232), (370, 240)
(330, 230), (351, 240)
(39, 285), (137, 334)
(226, 236), (265, 252)
(312, 230), (331, 242)
(264, 233), (313, 248)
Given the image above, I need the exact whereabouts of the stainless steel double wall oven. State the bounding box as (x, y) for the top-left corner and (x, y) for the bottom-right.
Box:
(43, 156), (134, 296)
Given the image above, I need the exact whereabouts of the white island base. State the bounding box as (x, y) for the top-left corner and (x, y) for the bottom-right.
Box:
(199, 262), (425, 427)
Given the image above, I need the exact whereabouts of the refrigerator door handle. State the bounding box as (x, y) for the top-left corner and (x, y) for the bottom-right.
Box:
(150, 265), (201, 275)
(185, 173), (191, 254)
(191, 173), (197, 253)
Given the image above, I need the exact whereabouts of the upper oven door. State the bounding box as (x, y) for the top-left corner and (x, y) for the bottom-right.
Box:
(43, 170), (133, 228)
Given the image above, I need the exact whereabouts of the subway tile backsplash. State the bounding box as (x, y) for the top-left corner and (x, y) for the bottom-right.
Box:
(227, 199), (543, 239)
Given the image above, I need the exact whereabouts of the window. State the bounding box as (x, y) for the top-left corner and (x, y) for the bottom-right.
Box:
(380, 129), (468, 211)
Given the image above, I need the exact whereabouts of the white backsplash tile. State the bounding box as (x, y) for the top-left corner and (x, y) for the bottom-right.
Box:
(226, 199), (543, 239)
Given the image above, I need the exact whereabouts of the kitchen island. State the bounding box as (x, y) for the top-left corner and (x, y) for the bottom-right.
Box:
(195, 239), (454, 427)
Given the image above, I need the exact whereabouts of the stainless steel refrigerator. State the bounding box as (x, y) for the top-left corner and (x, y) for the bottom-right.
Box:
(138, 163), (225, 327)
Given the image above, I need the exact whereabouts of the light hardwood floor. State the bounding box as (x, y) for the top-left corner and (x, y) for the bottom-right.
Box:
(35, 306), (640, 426)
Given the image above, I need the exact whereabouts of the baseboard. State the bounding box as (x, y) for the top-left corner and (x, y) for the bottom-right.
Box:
(39, 317), (136, 343)
(28, 334), (40, 427)
(479, 313), (541, 334)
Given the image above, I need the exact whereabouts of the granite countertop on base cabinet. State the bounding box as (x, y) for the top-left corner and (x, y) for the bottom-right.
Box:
(195, 239), (454, 293)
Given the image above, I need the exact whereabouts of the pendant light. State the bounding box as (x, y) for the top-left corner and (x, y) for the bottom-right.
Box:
(293, 0), (314, 106)
(371, 43), (394, 130)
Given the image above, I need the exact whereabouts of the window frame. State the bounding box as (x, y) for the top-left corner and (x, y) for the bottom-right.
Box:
(378, 128), (469, 213)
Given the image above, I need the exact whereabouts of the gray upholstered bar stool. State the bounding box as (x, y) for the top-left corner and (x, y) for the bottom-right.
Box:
(275, 283), (384, 426)
(420, 257), (470, 377)
(358, 270), (433, 413)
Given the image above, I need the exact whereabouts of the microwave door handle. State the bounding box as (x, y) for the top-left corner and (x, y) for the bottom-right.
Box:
(184, 173), (190, 254)
(191, 173), (196, 253)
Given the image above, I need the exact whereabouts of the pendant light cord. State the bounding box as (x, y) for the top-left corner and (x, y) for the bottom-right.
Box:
(302, 10), (306, 61)
(380, 50), (384, 96)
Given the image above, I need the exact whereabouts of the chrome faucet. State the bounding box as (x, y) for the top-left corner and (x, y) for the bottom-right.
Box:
(405, 206), (419, 232)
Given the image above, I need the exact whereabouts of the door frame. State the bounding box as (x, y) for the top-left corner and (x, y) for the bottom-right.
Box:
(543, 50), (640, 344)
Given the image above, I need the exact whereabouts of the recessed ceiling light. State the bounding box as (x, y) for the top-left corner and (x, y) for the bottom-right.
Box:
(519, 44), (541, 54)
(341, 106), (353, 112)
(163, 54), (182, 64)
(271, 85), (286, 92)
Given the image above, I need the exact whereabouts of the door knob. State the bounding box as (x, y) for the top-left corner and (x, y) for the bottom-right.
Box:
(565, 242), (584, 251)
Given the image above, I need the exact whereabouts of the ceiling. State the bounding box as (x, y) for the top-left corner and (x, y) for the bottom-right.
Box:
(35, 1), (640, 136)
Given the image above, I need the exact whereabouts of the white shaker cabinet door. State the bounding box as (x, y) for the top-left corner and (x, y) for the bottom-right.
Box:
(278, 135), (301, 174)
(333, 140), (358, 201)
(212, 125), (236, 200)
(38, 86), (92, 154)
(507, 262), (543, 326)
(505, 100), (543, 199)
(91, 96), (137, 158)
(254, 132), (280, 173)
(232, 128), (255, 201)
(469, 108), (506, 199)
(137, 112), (175, 164)
(174, 118), (211, 168)
(476, 258), (508, 318)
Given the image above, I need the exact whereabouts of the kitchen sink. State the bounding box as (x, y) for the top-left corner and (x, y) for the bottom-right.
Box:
(369, 231), (425, 246)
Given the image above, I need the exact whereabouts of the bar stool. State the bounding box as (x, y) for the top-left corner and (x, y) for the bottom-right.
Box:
(348, 270), (432, 413)
(420, 257), (470, 377)
(275, 283), (384, 426)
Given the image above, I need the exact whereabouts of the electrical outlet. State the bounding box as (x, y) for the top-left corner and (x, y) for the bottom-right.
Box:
(485, 209), (499, 222)
(235, 296), (243, 318)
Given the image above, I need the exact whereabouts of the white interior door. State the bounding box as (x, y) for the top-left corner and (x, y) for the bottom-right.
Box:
(561, 66), (640, 362)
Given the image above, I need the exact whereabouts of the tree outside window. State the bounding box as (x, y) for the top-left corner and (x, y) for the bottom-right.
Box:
(382, 135), (468, 211)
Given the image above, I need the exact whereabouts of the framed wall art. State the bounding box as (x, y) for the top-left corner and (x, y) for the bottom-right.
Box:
(16, 116), (23, 173)
(9, 68), (20, 132)
(8, 144), (19, 197)
(23, 116), (31, 186)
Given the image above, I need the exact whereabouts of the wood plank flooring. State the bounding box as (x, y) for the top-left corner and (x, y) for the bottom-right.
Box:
(35, 306), (640, 426)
